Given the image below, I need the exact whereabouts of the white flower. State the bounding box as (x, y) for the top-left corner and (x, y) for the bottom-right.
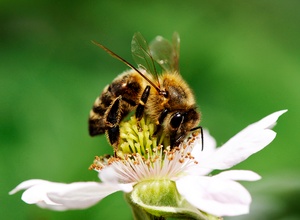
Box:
(10, 110), (287, 218)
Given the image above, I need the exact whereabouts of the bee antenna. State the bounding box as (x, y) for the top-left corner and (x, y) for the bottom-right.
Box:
(190, 126), (204, 151)
(92, 40), (161, 93)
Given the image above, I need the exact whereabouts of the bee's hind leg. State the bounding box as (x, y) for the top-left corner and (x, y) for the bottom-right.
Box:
(104, 96), (122, 153)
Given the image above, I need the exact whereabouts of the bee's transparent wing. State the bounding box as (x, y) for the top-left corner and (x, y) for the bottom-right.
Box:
(149, 32), (180, 72)
(131, 32), (158, 78)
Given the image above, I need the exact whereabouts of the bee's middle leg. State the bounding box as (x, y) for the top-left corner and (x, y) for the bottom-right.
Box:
(135, 85), (151, 121)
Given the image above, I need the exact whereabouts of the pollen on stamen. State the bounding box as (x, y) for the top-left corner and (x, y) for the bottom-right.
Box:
(168, 154), (174, 161)
(89, 155), (118, 171)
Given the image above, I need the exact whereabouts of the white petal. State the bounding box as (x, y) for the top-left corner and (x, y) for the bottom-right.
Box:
(251, 109), (288, 129)
(35, 200), (69, 211)
(118, 183), (133, 193)
(99, 166), (120, 183)
(99, 166), (133, 193)
(176, 175), (252, 216)
(201, 110), (287, 170)
(188, 129), (217, 175)
(214, 170), (261, 181)
(47, 182), (122, 210)
(191, 129), (217, 160)
(10, 179), (64, 206)
(10, 179), (122, 211)
(9, 179), (49, 195)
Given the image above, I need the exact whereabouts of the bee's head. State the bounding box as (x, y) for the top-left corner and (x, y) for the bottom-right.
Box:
(168, 107), (200, 148)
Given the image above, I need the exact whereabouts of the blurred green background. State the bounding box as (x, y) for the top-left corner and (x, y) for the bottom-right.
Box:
(1, 0), (299, 219)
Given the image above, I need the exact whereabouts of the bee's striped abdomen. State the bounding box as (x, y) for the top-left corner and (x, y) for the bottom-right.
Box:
(89, 85), (114, 136)
(88, 70), (144, 137)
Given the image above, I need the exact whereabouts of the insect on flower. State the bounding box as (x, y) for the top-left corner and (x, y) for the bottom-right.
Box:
(88, 32), (203, 152)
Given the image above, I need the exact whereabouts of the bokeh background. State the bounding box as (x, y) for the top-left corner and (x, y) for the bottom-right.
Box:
(1, 1), (299, 219)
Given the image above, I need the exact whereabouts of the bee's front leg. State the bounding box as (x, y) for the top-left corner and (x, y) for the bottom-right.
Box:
(153, 109), (169, 137)
(104, 95), (122, 152)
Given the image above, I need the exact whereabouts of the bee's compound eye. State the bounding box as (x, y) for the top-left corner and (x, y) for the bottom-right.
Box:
(170, 112), (183, 129)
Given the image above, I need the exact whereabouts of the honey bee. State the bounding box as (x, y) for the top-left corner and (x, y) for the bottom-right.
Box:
(89, 32), (203, 152)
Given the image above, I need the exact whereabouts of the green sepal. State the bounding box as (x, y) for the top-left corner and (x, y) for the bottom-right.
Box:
(125, 179), (220, 220)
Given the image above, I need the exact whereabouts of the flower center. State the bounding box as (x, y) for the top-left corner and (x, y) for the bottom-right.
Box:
(89, 115), (199, 182)
(117, 116), (167, 158)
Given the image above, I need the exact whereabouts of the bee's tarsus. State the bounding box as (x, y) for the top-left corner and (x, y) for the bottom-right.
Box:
(106, 126), (120, 152)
